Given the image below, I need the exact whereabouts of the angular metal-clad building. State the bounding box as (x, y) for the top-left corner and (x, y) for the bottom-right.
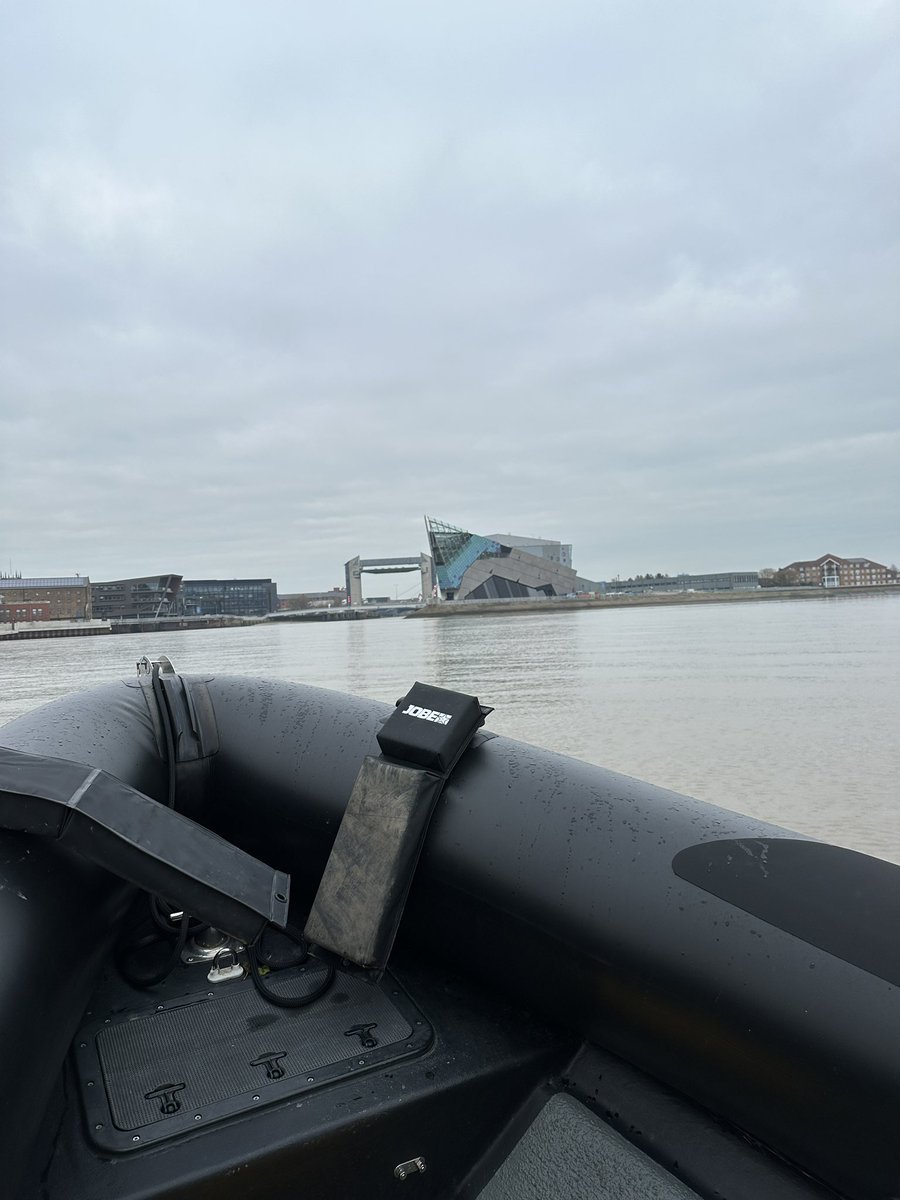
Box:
(425, 517), (577, 601)
(91, 575), (182, 621)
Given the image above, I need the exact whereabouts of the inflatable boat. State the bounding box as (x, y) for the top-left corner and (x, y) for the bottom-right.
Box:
(1, 658), (898, 1200)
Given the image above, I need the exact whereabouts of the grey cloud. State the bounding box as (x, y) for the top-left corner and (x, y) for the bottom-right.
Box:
(2, 1), (897, 588)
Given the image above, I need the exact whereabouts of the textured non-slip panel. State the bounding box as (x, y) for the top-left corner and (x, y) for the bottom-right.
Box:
(477, 1094), (701, 1200)
(76, 964), (431, 1150)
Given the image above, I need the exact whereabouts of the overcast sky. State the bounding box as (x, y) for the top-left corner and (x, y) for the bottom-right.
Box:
(2, 1), (897, 593)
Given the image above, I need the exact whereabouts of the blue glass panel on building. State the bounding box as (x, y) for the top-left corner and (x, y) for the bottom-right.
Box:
(424, 518), (505, 594)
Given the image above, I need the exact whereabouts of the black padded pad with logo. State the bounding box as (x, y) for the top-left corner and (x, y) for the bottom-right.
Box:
(377, 681), (486, 773)
(305, 683), (490, 971)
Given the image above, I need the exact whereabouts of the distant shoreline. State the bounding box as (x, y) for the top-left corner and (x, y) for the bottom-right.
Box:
(407, 584), (900, 618)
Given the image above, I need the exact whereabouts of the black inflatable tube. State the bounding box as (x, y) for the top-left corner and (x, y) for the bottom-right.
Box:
(2, 674), (899, 1200)
(201, 676), (900, 1200)
(0, 682), (166, 1198)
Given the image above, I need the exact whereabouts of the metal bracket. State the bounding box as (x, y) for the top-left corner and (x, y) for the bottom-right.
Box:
(136, 654), (176, 676)
(207, 948), (245, 984)
(182, 926), (245, 965)
(394, 1157), (427, 1180)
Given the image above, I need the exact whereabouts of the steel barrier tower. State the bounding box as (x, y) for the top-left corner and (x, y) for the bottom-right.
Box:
(344, 555), (434, 606)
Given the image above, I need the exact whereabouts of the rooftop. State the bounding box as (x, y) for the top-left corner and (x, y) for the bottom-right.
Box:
(0, 577), (87, 588)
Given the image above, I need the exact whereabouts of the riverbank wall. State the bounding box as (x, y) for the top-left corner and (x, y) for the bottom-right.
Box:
(0, 619), (112, 642)
(407, 584), (900, 618)
(0, 615), (262, 642)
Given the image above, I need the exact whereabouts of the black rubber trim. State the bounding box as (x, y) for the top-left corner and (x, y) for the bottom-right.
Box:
(0, 747), (290, 942)
(673, 837), (900, 985)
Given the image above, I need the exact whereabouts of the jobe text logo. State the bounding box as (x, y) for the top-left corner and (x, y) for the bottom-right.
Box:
(402, 704), (452, 725)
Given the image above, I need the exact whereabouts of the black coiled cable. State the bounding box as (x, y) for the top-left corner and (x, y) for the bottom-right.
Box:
(247, 925), (335, 1009)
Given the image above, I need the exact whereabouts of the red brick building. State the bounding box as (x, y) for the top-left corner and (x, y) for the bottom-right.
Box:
(0, 576), (92, 620)
(780, 554), (898, 588)
(0, 599), (51, 622)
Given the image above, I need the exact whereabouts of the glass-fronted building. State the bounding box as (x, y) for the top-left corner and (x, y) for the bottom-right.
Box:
(178, 579), (278, 617)
(425, 517), (578, 601)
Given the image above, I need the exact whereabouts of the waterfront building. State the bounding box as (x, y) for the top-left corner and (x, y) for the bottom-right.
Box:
(279, 589), (347, 610)
(0, 576), (92, 621)
(779, 554), (899, 588)
(486, 533), (573, 569)
(0, 598), (52, 622)
(606, 572), (759, 596)
(424, 517), (578, 601)
(179, 578), (278, 617)
(91, 575), (182, 621)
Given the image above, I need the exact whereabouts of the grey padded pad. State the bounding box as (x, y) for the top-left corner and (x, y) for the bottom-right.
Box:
(304, 756), (441, 968)
(478, 1093), (701, 1200)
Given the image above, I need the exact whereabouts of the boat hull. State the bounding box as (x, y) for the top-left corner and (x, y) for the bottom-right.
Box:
(1, 673), (898, 1199)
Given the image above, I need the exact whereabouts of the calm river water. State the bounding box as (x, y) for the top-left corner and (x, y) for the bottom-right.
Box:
(2, 593), (898, 861)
